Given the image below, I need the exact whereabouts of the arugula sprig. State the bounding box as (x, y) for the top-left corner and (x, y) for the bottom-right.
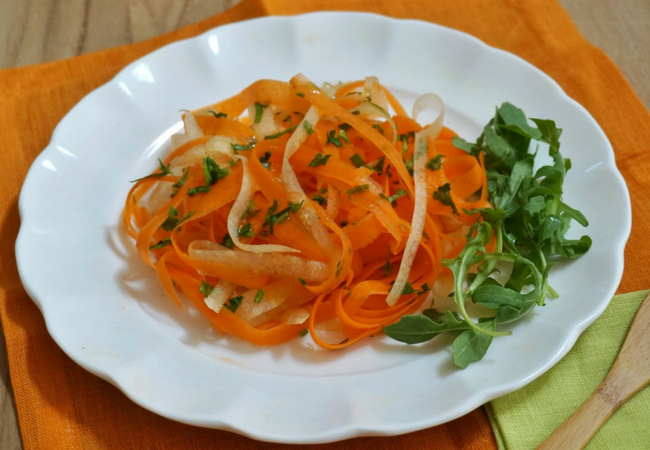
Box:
(385, 103), (592, 368)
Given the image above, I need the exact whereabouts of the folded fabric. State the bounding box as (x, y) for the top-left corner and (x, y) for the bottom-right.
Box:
(488, 290), (650, 449)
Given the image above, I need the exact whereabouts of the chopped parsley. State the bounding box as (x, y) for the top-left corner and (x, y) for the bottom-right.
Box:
(230, 140), (257, 153)
(303, 121), (314, 134)
(254, 289), (264, 304)
(259, 151), (272, 170)
(200, 281), (214, 297)
(433, 183), (458, 214)
(187, 185), (211, 196)
(241, 200), (261, 220)
(384, 245), (392, 276)
(367, 156), (386, 174)
(379, 189), (408, 204)
(264, 124), (298, 140)
(326, 129), (343, 147)
(425, 155), (444, 171)
(262, 199), (300, 234)
(131, 159), (178, 183)
(188, 157), (229, 196)
(160, 206), (193, 231)
(149, 238), (171, 250)
(289, 201), (304, 213)
(346, 184), (370, 196)
(254, 103), (268, 123)
(220, 233), (234, 249)
(349, 153), (366, 168)
(224, 296), (243, 313)
(312, 195), (326, 205)
(238, 223), (254, 238)
(308, 153), (331, 167)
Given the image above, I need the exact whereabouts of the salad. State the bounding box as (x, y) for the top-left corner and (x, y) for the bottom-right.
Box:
(123, 74), (590, 367)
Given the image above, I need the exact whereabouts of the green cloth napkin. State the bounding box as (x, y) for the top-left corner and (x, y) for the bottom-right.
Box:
(487, 290), (650, 449)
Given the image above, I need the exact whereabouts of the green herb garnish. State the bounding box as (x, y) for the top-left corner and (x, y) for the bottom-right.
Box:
(230, 140), (257, 153)
(238, 223), (254, 238)
(259, 151), (272, 170)
(160, 206), (193, 231)
(425, 155), (444, 171)
(308, 153), (331, 167)
(349, 153), (366, 168)
(380, 189), (407, 204)
(385, 103), (591, 369)
(346, 184), (370, 196)
(326, 129), (343, 147)
(224, 296), (243, 313)
(220, 233), (234, 249)
(254, 103), (268, 123)
(264, 125), (298, 140)
(433, 183), (458, 214)
(200, 281), (214, 297)
(254, 289), (265, 304)
(149, 239), (171, 250)
(312, 195), (326, 205)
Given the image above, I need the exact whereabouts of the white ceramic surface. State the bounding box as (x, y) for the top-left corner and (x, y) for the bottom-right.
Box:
(16, 12), (631, 444)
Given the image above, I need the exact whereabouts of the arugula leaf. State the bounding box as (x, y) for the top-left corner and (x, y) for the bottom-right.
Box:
(384, 310), (470, 344)
(384, 103), (591, 368)
(452, 320), (495, 369)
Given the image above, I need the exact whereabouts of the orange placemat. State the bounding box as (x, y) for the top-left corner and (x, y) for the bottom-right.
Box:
(1, 0), (649, 449)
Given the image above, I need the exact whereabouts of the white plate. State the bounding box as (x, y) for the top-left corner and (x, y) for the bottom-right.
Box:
(16, 12), (631, 444)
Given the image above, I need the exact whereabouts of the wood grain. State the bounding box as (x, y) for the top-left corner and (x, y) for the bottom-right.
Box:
(0, 1), (648, 450)
(536, 291), (650, 449)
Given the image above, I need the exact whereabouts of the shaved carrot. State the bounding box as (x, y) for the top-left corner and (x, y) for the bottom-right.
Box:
(123, 75), (490, 348)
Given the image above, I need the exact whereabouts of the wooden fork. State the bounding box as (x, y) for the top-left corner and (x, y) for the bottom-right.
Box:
(536, 290), (650, 449)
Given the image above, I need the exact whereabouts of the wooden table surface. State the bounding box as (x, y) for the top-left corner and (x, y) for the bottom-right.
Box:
(1, 1), (648, 449)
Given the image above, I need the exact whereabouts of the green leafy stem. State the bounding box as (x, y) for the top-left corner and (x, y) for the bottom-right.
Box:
(384, 102), (592, 368)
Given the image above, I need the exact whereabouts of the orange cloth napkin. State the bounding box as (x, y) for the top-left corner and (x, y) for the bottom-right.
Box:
(1, 0), (648, 449)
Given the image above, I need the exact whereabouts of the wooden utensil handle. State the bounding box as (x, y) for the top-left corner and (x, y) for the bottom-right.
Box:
(536, 374), (627, 450)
